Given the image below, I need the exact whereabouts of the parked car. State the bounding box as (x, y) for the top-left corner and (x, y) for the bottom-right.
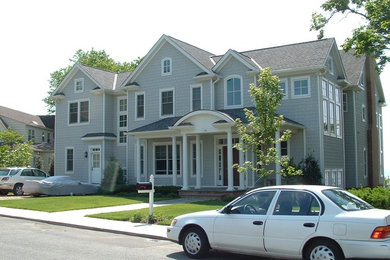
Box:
(0, 167), (49, 196)
(23, 176), (99, 196)
(167, 185), (390, 260)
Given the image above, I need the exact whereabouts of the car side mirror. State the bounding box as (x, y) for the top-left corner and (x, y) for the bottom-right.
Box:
(223, 205), (232, 214)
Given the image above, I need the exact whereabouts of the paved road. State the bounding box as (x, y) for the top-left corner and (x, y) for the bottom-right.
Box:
(0, 217), (271, 260)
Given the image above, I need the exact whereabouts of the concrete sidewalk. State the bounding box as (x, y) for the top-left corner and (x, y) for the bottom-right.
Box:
(0, 198), (199, 240)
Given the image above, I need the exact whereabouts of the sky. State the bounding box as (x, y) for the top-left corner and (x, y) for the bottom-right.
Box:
(0, 0), (389, 177)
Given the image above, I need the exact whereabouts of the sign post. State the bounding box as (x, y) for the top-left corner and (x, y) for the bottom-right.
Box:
(135, 174), (155, 224)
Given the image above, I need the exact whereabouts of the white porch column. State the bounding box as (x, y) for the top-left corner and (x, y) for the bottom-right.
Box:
(182, 133), (189, 190)
(227, 129), (234, 191)
(239, 137), (245, 190)
(275, 130), (282, 185)
(195, 135), (201, 189)
(172, 136), (177, 186)
(136, 138), (141, 183)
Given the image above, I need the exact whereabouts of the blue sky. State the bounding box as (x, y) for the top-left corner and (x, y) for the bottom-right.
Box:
(0, 0), (388, 177)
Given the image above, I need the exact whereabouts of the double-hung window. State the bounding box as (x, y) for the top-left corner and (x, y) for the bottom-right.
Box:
(191, 85), (202, 111)
(118, 98), (127, 144)
(160, 89), (174, 117)
(74, 78), (84, 93)
(322, 79), (342, 138)
(155, 144), (180, 175)
(279, 79), (288, 99)
(68, 100), (89, 125)
(66, 147), (74, 173)
(161, 58), (172, 76)
(292, 77), (310, 98)
(28, 129), (35, 142)
(135, 92), (145, 119)
(225, 76), (242, 107)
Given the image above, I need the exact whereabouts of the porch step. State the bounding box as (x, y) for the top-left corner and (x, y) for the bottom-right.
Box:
(179, 188), (246, 201)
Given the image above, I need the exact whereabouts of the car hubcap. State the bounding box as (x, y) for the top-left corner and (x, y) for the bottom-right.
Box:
(310, 245), (335, 260)
(185, 232), (201, 255)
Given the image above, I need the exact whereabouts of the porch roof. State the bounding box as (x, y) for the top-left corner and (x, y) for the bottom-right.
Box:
(128, 107), (304, 134)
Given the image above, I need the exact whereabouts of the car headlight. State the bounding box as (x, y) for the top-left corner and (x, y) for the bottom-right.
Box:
(170, 219), (178, 226)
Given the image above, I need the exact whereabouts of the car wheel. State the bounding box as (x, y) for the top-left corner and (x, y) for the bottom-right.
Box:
(182, 227), (210, 258)
(304, 239), (344, 260)
(13, 184), (24, 196)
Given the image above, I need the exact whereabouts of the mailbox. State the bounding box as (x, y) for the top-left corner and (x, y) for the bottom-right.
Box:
(136, 182), (153, 193)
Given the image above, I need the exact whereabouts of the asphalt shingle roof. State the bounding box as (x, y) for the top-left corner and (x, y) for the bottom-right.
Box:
(339, 50), (365, 85)
(0, 106), (48, 129)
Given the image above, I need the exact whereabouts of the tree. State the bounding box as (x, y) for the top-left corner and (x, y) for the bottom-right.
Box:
(311, 0), (389, 72)
(234, 68), (301, 178)
(43, 49), (143, 114)
(0, 128), (33, 167)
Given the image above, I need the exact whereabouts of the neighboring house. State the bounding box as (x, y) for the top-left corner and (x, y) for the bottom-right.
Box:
(51, 35), (386, 189)
(0, 106), (55, 173)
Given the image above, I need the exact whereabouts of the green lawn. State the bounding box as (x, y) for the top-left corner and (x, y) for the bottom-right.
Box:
(0, 193), (153, 212)
(89, 200), (227, 225)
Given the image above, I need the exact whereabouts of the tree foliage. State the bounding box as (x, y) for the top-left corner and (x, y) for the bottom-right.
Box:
(43, 49), (143, 114)
(0, 128), (33, 167)
(234, 68), (301, 178)
(311, 0), (390, 72)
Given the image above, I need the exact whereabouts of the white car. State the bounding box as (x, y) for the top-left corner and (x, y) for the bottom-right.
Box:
(0, 167), (49, 196)
(167, 185), (390, 260)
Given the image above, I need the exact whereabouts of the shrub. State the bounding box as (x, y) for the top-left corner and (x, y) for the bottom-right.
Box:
(348, 187), (390, 209)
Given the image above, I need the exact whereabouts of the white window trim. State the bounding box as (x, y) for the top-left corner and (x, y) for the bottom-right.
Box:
(279, 78), (288, 100)
(118, 98), (127, 146)
(67, 98), (90, 126)
(152, 141), (182, 177)
(190, 140), (203, 177)
(224, 75), (243, 108)
(280, 140), (290, 157)
(135, 91), (145, 121)
(74, 78), (84, 93)
(291, 76), (311, 99)
(190, 84), (202, 111)
(161, 57), (172, 76)
(65, 147), (74, 174)
(159, 88), (175, 118)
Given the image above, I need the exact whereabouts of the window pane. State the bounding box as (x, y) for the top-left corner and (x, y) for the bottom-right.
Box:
(161, 91), (173, 115)
(231, 191), (276, 215)
(69, 103), (78, 124)
(226, 78), (241, 106)
(66, 149), (73, 172)
(80, 101), (89, 123)
(137, 94), (144, 118)
(192, 87), (201, 111)
(120, 99), (127, 112)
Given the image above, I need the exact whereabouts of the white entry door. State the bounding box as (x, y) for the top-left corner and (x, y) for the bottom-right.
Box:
(90, 147), (102, 184)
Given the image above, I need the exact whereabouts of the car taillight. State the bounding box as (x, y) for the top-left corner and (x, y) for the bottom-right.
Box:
(371, 226), (390, 239)
(1, 177), (9, 181)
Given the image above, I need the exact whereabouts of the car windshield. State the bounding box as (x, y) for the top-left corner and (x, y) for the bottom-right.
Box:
(0, 170), (9, 176)
(323, 189), (373, 211)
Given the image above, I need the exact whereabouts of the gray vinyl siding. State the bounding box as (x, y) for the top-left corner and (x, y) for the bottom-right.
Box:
(277, 74), (322, 167)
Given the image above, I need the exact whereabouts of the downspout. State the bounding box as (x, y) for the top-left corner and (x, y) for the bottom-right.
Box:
(353, 92), (358, 187)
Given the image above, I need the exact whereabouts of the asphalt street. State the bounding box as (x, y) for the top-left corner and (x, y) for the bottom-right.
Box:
(0, 217), (270, 260)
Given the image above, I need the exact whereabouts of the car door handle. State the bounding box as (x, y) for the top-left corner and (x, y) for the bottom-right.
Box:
(253, 221), (263, 225)
(303, 223), (315, 228)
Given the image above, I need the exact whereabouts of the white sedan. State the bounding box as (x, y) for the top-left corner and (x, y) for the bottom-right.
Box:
(167, 185), (390, 260)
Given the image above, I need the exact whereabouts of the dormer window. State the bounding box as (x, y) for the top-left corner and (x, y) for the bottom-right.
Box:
(325, 57), (334, 75)
(162, 58), (172, 76)
(74, 78), (84, 93)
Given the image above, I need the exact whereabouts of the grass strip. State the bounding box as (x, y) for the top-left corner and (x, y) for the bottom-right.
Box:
(88, 200), (227, 225)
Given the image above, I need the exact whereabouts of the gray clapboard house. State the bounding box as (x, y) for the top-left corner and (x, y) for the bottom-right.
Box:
(51, 35), (385, 189)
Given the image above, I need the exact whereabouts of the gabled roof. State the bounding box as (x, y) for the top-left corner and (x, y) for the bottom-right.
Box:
(52, 63), (133, 96)
(0, 106), (49, 130)
(122, 35), (216, 87)
(236, 38), (336, 72)
(339, 50), (366, 85)
(212, 49), (261, 72)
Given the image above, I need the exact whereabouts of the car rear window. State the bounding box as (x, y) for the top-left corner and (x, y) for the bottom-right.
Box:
(323, 189), (373, 211)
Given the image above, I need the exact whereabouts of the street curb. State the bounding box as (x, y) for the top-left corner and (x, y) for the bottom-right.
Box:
(0, 214), (169, 241)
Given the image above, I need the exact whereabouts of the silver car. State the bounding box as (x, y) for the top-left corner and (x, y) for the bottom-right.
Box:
(0, 167), (49, 196)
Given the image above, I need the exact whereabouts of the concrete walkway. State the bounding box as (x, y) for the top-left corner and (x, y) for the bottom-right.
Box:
(0, 198), (200, 240)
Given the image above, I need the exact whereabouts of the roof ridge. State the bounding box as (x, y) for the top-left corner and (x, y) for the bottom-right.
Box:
(166, 35), (215, 56)
(240, 38), (335, 54)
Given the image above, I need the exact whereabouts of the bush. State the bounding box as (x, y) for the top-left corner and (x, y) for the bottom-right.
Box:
(348, 187), (390, 209)
(284, 155), (322, 185)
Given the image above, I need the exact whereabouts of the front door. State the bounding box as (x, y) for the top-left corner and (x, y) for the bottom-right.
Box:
(90, 147), (102, 184)
(223, 146), (239, 186)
